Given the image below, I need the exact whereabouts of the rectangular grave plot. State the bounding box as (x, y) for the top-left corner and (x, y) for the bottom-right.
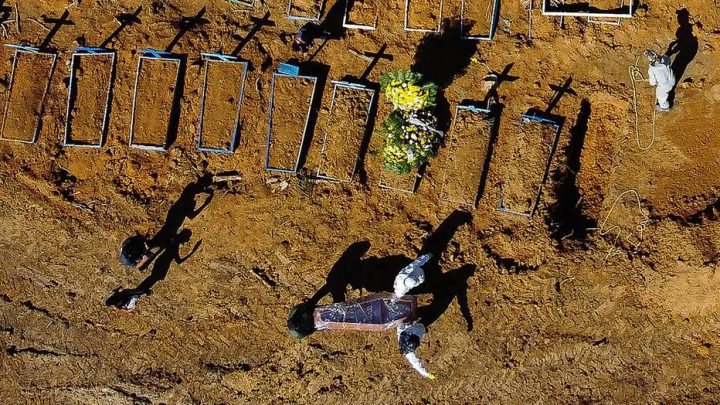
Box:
(1, 48), (57, 143)
(317, 83), (375, 182)
(198, 56), (248, 153)
(542, 0), (632, 17)
(129, 54), (181, 151)
(405, 0), (443, 32)
(440, 106), (493, 207)
(266, 73), (318, 173)
(344, 0), (379, 29)
(288, 0), (325, 21)
(64, 51), (116, 147)
(461, 0), (500, 40)
(379, 168), (422, 194)
(499, 115), (561, 217)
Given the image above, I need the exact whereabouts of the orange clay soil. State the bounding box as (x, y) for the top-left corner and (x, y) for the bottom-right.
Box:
(462, 0), (495, 37)
(66, 53), (114, 145)
(406, 0), (442, 30)
(199, 59), (247, 151)
(317, 85), (373, 181)
(2, 51), (55, 142)
(267, 74), (315, 170)
(440, 107), (493, 206)
(131, 57), (179, 148)
(346, 0), (378, 28)
(2, 0), (720, 404)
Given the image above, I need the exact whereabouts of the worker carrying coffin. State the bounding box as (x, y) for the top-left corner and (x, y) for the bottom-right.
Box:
(287, 254), (436, 379)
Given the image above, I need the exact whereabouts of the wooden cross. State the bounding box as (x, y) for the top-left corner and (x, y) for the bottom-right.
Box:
(100, 6), (142, 49)
(545, 76), (576, 114)
(232, 11), (275, 55)
(165, 7), (209, 53)
(359, 43), (393, 81)
(39, 9), (74, 50)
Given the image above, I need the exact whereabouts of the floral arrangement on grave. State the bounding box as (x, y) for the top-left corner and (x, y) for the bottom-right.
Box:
(379, 70), (441, 175)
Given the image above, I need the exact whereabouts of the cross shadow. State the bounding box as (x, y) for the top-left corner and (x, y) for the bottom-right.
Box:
(149, 173), (214, 249)
(666, 8), (698, 89)
(99, 6), (142, 49)
(39, 10), (75, 51)
(412, 18), (477, 133)
(481, 63), (519, 109)
(524, 76), (574, 122)
(165, 7), (209, 53)
(545, 98), (596, 245)
(232, 11), (275, 56)
(307, 210), (475, 330)
(339, 44), (393, 85)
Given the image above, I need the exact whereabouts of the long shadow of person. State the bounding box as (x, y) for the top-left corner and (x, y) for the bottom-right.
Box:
(308, 210), (475, 330)
(109, 230), (200, 309)
(150, 174), (214, 249)
(136, 229), (201, 294)
(666, 8), (698, 87)
(308, 241), (411, 305)
(318, 0), (347, 39)
(413, 210), (475, 330)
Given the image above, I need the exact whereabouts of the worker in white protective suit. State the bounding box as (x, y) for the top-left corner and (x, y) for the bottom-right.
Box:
(644, 49), (676, 112)
(287, 254), (436, 379)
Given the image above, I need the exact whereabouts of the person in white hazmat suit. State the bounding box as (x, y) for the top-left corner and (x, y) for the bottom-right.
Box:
(287, 254), (436, 379)
(644, 49), (676, 112)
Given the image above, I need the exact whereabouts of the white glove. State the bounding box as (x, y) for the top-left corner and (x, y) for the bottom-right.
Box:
(393, 254), (431, 297)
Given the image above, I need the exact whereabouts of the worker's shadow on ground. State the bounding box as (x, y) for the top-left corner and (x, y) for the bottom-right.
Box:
(308, 210), (476, 331)
(149, 173), (214, 249)
(107, 229), (201, 303)
(666, 8), (698, 84)
(137, 229), (201, 293)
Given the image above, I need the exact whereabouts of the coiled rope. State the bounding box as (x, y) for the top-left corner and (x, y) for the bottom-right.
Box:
(628, 57), (657, 151)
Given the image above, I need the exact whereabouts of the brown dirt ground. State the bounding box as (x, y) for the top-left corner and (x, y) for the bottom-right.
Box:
(347, 0), (378, 28)
(199, 59), (247, 151)
(67, 52), (114, 145)
(267, 74), (315, 170)
(439, 107), (492, 206)
(1, 0), (720, 404)
(132, 57), (180, 148)
(317, 85), (372, 181)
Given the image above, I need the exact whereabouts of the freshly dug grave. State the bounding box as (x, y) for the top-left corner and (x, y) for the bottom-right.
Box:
(131, 58), (180, 148)
(462, 0), (496, 37)
(317, 85), (373, 181)
(440, 107), (493, 206)
(346, 0), (379, 28)
(289, 0), (323, 19)
(199, 59), (247, 151)
(500, 118), (558, 215)
(405, 0), (442, 30)
(267, 74), (316, 170)
(66, 53), (114, 146)
(2, 51), (56, 142)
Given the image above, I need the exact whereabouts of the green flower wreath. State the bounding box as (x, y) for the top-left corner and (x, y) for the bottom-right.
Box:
(382, 110), (441, 175)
